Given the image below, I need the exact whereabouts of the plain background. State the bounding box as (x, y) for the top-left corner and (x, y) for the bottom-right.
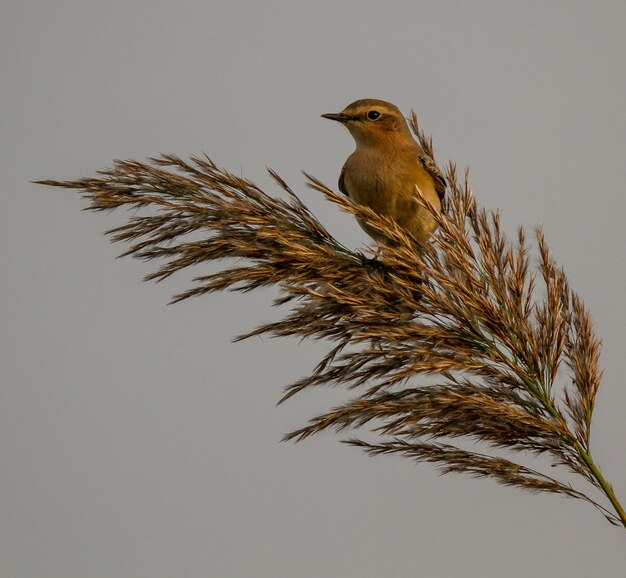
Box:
(2, 1), (626, 576)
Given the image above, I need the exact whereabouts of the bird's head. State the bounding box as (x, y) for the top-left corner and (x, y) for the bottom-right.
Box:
(322, 99), (413, 147)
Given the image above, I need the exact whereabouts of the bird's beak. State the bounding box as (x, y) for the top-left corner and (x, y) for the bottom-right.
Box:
(321, 112), (350, 123)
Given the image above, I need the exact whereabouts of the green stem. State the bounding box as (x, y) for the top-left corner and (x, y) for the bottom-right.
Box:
(575, 443), (626, 528)
(538, 394), (626, 528)
(489, 344), (626, 527)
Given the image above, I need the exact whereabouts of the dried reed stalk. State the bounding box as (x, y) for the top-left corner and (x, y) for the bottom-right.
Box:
(37, 115), (625, 528)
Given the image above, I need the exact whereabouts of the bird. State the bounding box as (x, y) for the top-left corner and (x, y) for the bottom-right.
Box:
(322, 99), (446, 247)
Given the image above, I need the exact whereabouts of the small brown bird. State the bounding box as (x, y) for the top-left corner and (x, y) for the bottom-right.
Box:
(322, 99), (445, 246)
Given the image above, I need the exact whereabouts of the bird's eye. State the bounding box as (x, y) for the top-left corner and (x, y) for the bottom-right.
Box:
(366, 110), (381, 121)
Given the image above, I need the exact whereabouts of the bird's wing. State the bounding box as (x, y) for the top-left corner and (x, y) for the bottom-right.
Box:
(338, 164), (349, 197)
(419, 154), (446, 201)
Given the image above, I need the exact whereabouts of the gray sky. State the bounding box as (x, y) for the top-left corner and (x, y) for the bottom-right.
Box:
(3, 1), (626, 576)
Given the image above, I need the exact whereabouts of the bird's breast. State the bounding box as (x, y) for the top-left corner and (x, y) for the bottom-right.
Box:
(342, 149), (441, 243)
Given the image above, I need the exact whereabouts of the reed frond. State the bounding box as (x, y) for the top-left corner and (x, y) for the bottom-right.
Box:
(36, 118), (625, 528)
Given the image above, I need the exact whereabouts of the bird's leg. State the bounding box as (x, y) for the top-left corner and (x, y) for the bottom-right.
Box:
(360, 245), (386, 269)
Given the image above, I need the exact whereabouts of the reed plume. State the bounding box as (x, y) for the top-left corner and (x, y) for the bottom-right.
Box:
(37, 114), (625, 528)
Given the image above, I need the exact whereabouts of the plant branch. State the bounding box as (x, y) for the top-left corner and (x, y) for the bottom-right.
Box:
(36, 124), (625, 529)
